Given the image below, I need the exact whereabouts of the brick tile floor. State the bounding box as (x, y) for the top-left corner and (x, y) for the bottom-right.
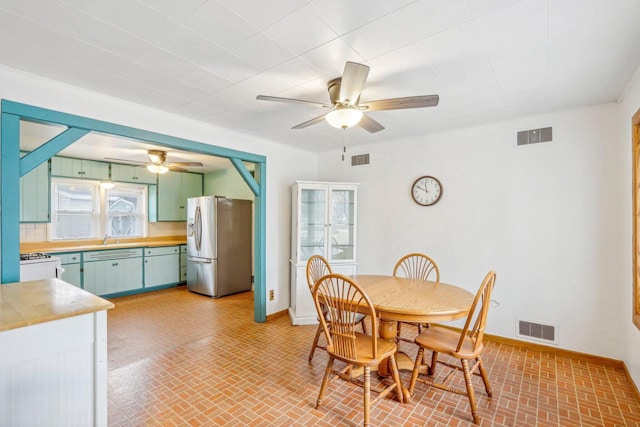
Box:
(107, 286), (640, 426)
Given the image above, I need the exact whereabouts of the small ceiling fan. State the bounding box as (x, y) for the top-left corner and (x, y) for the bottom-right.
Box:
(256, 61), (439, 133)
(106, 150), (203, 174)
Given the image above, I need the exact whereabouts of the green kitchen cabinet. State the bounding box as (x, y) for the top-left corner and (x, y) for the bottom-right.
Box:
(20, 153), (50, 223)
(58, 252), (82, 288)
(51, 156), (110, 180)
(110, 163), (157, 185)
(180, 245), (187, 283)
(143, 246), (180, 288)
(157, 171), (203, 221)
(83, 249), (143, 296)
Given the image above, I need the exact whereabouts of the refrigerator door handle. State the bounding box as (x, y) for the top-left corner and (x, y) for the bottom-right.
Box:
(188, 257), (213, 264)
(195, 206), (202, 251)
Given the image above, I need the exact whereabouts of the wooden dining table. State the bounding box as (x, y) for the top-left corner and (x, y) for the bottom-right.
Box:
(351, 274), (475, 401)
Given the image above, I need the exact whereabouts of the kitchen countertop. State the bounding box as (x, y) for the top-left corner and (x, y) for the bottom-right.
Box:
(20, 235), (187, 254)
(0, 278), (114, 332)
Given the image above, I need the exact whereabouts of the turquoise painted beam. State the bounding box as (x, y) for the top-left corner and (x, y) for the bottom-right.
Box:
(253, 162), (267, 322)
(20, 127), (90, 176)
(1, 113), (21, 283)
(2, 100), (265, 163)
(229, 157), (259, 196)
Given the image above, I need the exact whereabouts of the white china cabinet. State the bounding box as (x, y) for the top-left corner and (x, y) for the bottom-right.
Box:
(289, 181), (358, 325)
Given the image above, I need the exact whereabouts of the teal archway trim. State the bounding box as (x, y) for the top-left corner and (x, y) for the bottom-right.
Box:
(20, 128), (90, 176)
(1, 100), (267, 322)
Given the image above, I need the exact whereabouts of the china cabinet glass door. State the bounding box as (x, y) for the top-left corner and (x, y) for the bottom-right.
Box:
(328, 188), (356, 262)
(300, 188), (326, 261)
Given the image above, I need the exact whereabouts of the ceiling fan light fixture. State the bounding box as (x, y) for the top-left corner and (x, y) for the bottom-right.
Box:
(326, 106), (363, 129)
(147, 164), (169, 174)
(99, 181), (116, 190)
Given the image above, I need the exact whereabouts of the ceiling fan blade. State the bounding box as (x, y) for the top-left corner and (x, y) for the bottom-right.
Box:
(360, 95), (439, 111)
(104, 157), (147, 165)
(357, 114), (385, 133)
(339, 62), (370, 105)
(256, 95), (330, 108)
(168, 161), (203, 167)
(292, 114), (328, 130)
(168, 165), (188, 172)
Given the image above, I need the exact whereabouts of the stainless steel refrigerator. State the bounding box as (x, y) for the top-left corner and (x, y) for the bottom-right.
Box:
(186, 196), (252, 298)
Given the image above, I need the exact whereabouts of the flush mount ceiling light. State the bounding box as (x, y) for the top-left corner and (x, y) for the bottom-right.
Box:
(147, 164), (169, 174)
(325, 106), (363, 129)
(99, 181), (116, 189)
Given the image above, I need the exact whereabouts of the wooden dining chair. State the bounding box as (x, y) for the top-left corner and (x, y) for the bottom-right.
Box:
(408, 270), (497, 424)
(306, 255), (367, 361)
(392, 253), (440, 340)
(313, 274), (403, 426)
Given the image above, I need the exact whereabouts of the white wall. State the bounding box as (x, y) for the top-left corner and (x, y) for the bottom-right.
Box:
(318, 103), (625, 359)
(0, 65), (317, 315)
(618, 70), (640, 388)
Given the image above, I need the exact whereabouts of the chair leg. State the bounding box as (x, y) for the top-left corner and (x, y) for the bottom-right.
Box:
(429, 351), (439, 376)
(462, 359), (480, 424)
(477, 357), (493, 397)
(360, 317), (367, 334)
(316, 357), (335, 409)
(408, 347), (424, 394)
(308, 324), (324, 361)
(388, 353), (404, 403)
(363, 366), (371, 427)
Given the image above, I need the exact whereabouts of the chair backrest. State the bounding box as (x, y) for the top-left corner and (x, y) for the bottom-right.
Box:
(456, 270), (497, 354)
(393, 253), (440, 282)
(306, 255), (332, 292)
(312, 274), (378, 362)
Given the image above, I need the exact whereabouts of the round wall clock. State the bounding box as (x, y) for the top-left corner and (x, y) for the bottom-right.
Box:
(411, 176), (443, 206)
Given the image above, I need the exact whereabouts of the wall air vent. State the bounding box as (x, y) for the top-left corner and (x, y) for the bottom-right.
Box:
(517, 320), (558, 344)
(516, 126), (553, 146)
(351, 153), (370, 166)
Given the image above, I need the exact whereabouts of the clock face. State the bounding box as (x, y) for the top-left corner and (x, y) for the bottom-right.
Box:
(411, 176), (443, 206)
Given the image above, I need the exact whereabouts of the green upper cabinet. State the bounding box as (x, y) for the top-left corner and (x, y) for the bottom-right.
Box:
(110, 164), (157, 185)
(157, 171), (203, 221)
(20, 152), (50, 223)
(51, 156), (109, 180)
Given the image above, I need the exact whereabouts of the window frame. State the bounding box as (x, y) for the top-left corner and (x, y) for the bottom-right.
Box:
(632, 107), (640, 330)
(49, 177), (148, 241)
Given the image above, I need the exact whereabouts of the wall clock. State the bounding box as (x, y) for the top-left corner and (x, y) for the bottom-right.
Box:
(411, 176), (443, 206)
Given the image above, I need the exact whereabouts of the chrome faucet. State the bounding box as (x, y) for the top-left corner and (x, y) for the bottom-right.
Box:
(103, 234), (109, 245)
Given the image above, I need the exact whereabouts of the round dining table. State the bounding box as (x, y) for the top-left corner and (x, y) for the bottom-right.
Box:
(351, 274), (475, 401)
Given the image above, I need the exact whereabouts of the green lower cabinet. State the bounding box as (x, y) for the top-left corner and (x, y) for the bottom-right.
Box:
(83, 250), (143, 296)
(58, 253), (82, 288)
(180, 245), (187, 283)
(144, 246), (180, 287)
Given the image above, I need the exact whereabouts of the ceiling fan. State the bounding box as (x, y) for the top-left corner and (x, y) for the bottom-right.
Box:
(106, 150), (203, 174)
(256, 61), (439, 133)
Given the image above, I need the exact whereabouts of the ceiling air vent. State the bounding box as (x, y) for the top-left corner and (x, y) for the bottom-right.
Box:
(351, 153), (370, 166)
(516, 126), (552, 146)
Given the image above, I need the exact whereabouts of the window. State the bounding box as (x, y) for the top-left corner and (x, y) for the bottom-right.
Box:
(51, 180), (100, 240)
(50, 178), (147, 241)
(106, 186), (146, 238)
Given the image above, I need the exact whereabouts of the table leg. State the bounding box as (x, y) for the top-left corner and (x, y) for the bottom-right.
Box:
(378, 319), (411, 402)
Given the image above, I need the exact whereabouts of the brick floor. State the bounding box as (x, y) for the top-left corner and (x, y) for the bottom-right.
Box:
(107, 286), (640, 426)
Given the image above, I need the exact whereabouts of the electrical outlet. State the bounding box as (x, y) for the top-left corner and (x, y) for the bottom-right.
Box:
(269, 290), (274, 301)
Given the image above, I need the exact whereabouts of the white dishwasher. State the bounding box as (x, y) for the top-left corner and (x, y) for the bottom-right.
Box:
(19, 253), (63, 281)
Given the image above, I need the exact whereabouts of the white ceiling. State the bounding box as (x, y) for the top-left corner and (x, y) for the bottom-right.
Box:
(3, 0), (640, 165)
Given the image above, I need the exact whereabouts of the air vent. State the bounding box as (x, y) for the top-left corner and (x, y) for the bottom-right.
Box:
(516, 126), (552, 146)
(351, 153), (370, 166)
(517, 320), (558, 344)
